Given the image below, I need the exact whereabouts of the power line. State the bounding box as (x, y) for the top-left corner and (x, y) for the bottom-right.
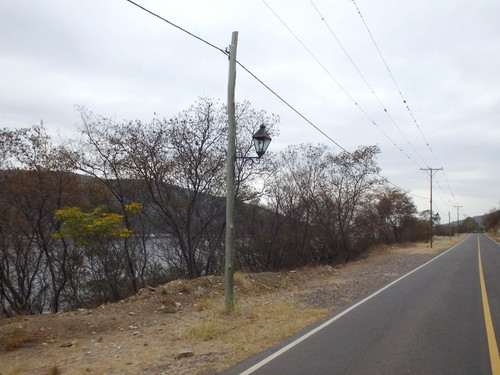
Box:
(349, 2), (438, 165)
(123, 0), (424, 203)
(236, 61), (348, 152)
(262, 0), (353, 105)
(262, 1), (456, 207)
(262, 0), (423, 169)
(124, 0), (226, 54)
(435, 179), (453, 208)
(124, 0), (349, 152)
(309, 0), (430, 168)
(351, 0), (458, 204)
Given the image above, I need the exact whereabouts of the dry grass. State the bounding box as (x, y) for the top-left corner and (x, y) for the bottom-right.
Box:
(194, 298), (213, 311)
(1, 328), (39, 352)
(0, 237), (461, 375)
(183, 298), (328, 362)
(3, 367), (23, 375)
(233, 271), (253, 290)
(184, 313), (234, 341)
(178, 283), (194, 295)
(380, 236), (460, 255)
(223, 300), (329, 359)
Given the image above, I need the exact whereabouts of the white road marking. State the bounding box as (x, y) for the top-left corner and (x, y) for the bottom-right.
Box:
(238, 239), (467, 375)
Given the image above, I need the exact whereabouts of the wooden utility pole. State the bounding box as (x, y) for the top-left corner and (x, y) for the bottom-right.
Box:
(448, 211), (451, 240)
(225, 31), (238, 312)
(454, 204), (463, 238)
(421, 167), (443, 248)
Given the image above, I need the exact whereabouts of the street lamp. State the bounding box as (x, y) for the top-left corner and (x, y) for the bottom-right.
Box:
(252, 125), (272, 158)
(224, 124), (271, 312)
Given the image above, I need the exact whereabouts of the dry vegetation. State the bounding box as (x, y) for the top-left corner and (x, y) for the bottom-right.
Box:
(0, 236), (468, 375)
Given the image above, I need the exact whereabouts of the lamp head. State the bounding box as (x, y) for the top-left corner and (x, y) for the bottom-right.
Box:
(252, 125), (272, 158)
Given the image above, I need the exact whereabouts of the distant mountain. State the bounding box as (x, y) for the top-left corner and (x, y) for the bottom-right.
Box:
(471, 215), (485, 227)
(442, 214), (484, 228)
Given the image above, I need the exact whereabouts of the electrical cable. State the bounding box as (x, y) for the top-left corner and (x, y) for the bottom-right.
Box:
(236, 61), (348, 152)
(124, 0), (348, 152)
(262, 0), (422, 169)
(124, 0), (226, 54)
(123, 0), (426, 203)
(309, 0), (430, 169)
(351, 0), (459, 205)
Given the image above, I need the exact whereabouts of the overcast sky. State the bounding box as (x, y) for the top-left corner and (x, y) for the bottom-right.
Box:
(1, 0), (499, 219)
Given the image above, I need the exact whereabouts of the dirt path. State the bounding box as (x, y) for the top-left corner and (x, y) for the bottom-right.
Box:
(0, 236), (463, 375)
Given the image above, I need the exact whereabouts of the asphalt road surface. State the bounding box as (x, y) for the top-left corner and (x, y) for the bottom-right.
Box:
(223, 234), (500, 375)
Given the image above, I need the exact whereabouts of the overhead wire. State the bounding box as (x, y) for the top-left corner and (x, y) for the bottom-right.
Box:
(350, 0), (459, 204)
(124, 0), (226, 54)
(435, 180), (453, 208)
(309, 0), (430, 169)
(262, 0), (421, 169)
(432, 202), (445, 223)
(435, 176), (456, 208)
(123, 0), (425, 201)
(236, 61), (348, 152)
(124, 0), (347, 153)
(421, 170), (452, 211)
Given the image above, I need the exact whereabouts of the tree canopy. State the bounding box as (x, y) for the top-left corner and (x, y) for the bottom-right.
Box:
(0, 97), (431, 317)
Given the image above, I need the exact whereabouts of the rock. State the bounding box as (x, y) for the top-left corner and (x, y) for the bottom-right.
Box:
(175, 302), (182, 308)
(60, 342), (73, 347)
(194, 286), (206, 297)
(176, 351), (195, 359)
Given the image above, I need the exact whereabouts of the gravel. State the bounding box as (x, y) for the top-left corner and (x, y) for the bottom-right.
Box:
(298, 251), (444, 310)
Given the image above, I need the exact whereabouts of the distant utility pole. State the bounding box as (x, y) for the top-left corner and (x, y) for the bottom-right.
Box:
(448, 211), (451, 241)
(453, 204), (463, 238)
(421, 167), (443, 248)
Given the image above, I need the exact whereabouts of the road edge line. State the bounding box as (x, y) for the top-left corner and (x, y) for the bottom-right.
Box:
(238, 239), (466, 375)
(485, 234), (500, 245)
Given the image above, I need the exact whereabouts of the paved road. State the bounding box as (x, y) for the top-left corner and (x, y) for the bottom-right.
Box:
(223, 234), (500, 375)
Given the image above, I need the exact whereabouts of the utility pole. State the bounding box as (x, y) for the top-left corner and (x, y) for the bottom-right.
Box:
(225, 31), (238, 312)
(453, 204), (463, 238)
(448, 211), (451, 241)
(420, 167), (443, 248)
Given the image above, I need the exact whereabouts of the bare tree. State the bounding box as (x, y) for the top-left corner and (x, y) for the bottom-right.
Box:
(0, 124), (101, 315)
(315, 145), (382, 261)
(257, 144), (328, 268)
(73, 98), (278, 279)
(70, 108), (152, 293)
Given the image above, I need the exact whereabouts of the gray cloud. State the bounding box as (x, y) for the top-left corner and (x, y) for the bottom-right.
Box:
(1, 0), (499, 217)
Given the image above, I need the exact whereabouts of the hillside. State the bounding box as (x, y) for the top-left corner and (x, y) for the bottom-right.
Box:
(0, 236), (468, 375)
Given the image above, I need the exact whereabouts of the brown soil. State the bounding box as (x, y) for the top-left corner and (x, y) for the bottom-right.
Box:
(0, 236), (465, 375)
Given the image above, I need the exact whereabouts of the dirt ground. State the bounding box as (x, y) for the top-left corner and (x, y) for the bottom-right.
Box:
(0, 236), (472, 375)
